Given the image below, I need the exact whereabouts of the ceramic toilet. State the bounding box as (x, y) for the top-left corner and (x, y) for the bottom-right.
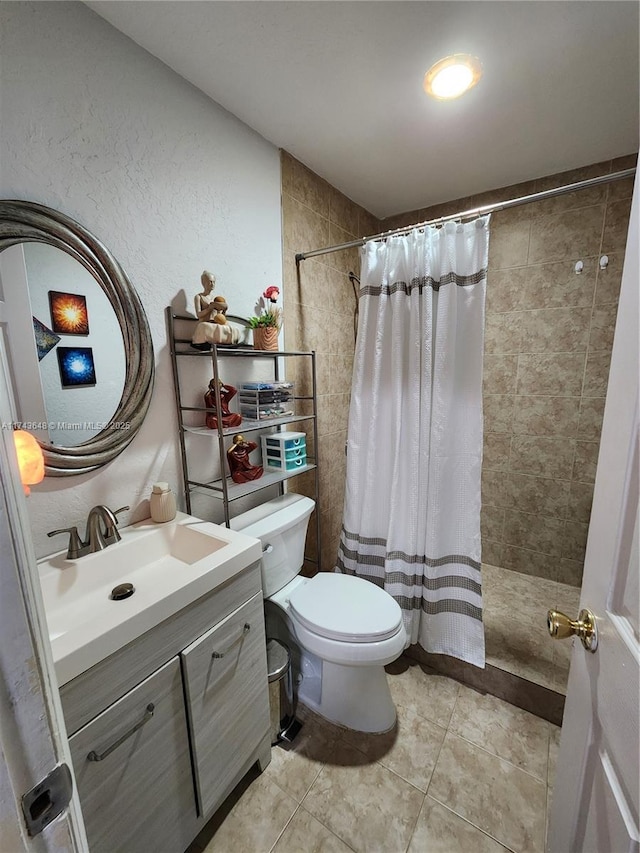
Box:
(231, 493), (407, 733)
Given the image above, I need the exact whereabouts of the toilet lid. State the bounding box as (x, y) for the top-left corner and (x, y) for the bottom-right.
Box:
(288, 573), (403, 643)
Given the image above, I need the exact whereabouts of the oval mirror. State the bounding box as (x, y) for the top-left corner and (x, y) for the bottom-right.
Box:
(0, 200), (154, 475)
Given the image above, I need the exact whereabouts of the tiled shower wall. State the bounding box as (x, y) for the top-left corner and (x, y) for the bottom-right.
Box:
(382, 155), (636, 588)
(280, 152), (380, 570)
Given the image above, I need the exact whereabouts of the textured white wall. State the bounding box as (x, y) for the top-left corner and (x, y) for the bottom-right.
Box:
(0, 2), (283, 558)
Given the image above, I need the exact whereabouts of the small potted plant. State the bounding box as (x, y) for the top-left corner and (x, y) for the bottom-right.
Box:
(249, 286), (282, 350)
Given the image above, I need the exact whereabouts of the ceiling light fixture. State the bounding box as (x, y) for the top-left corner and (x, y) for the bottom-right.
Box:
(423, 54), (482, 100)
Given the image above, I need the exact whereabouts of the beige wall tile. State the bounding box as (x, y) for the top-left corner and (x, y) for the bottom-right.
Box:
(295, 259), (333, 310)
(483, 354), (519, 395)
(484, 395), (515, 434)
(320, 508), (334, 570)
(380, 209), (425, 231)
(589, 303), (619, 352)
(329, 187), (359, 237)
(329, 313), (356, 356)
(528, 205), (605, 264)
(602, 198), (633, 254)
(488, 220), (531, 270)
(482, 539), (504, 567)
(594, 252), (624, 305)
(328, 352), (354, 390)
(481, 506), (505, 542)
(315, 353), (335, 396)
(501, 545), (557, 582)
(318, 430), (347, 471)
(282, 193), (331, 259)
(506, 473), (570, 517)
(475, 182), (536, 211)
(510, 435), (575, 479)
(281, 151), (331, 218)
(483, 433), (511, 472)
(532, 183), (608, 216)
(296, 304), (334, 354)
(533, 162), (610, 215)
(512, 396), (580, 437)
(486, 268), (529, 314)
(572, 440), (599, 484)
(358, 208), (380, 239)
(519, 307), (591, 354)
(524, 259), (597, 310)
(484, 312), (522, 354)
(503, 511), (565, 557)
(566, 481), (594, 525)
(582, 350), (612, 397)
(489, 200), (533, 224)
(516, 352), (585, 396)
(315, 396), (334, 434)
(326, 222), (360, 277)
(607, 175), (636, 202)
(557, 558), (584, 587)
(577, 397), (606, 441)
(610, 153), (638, 171)
(331, 269), (359, 317)
(482, 469), (510, 508)
(562, 521), (589, 562)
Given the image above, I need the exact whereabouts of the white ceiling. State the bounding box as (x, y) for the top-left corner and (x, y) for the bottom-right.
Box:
(87, 1), (639, 219)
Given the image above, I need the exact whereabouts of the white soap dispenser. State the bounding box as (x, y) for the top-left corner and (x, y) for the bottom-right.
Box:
(150, 482), (177, 523)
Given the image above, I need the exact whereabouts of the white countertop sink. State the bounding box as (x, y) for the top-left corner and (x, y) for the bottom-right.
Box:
(38, 512), (262, 686)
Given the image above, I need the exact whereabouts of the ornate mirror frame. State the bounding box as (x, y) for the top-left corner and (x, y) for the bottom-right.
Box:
(0, 200), (154, 476)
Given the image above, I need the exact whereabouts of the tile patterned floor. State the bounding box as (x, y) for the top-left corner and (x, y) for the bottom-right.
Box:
(482, 563), (581, 694)
(190, 657), (560, 853)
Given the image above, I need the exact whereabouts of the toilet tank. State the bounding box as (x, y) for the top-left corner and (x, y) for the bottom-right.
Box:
(230, 494), (315, 597)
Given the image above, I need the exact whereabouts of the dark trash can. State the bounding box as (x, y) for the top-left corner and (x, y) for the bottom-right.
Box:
(266, 638), (300, 744)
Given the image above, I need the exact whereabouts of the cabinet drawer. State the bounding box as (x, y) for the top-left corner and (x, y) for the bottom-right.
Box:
(69, 657), (195, 853)
(182, 592), (270, 817)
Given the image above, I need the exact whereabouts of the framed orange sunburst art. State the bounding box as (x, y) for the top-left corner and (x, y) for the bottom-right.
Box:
(49, 290), (89, 335)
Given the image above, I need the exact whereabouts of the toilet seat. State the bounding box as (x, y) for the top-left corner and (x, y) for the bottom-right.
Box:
(288, 573), (403, 643)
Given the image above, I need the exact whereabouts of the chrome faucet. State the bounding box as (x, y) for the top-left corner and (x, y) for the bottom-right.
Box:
(48, 505), (129, 559)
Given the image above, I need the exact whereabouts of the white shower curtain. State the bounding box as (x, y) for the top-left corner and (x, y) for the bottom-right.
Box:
(337, 217), (490, 667)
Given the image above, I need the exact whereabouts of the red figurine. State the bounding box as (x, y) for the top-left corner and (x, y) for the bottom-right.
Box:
(204, 378), (242, 430)
(226, 434), (263, 483)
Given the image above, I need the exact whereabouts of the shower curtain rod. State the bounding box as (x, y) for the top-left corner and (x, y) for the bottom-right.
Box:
(295, 167), (636, 262)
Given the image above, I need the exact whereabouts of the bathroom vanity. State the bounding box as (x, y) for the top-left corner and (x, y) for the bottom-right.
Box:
(39, 514), (271, 853)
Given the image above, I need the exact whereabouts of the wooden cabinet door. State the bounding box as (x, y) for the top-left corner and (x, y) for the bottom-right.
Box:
(69, 657), (196, 853)
(181, 591), (270, 817)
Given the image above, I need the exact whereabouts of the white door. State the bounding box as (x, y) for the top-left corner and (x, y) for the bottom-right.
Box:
(547, 184), (639, 850)
(0, 297), (87, 850)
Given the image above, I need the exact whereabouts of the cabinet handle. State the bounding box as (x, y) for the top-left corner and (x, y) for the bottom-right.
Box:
(211, 623), (251, 659)
(87, 703), (155, 762)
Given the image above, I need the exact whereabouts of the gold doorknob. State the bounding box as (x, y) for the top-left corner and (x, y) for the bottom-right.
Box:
(547, 608), (598, 652)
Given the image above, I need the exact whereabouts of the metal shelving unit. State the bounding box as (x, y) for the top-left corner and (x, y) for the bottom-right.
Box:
(166, 308), (321, 569)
